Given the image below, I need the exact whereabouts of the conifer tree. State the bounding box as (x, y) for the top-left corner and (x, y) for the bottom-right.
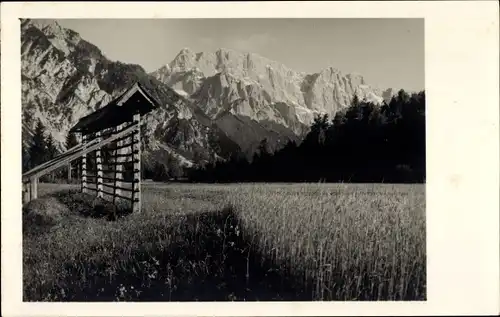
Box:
(29, 120), (47, 169)
(45, 134), (58, 161)
(65, 131), (78, 150)
(64, 131), (80, 180)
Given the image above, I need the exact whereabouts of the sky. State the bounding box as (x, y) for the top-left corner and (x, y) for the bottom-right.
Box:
(56, 18), (424, 91)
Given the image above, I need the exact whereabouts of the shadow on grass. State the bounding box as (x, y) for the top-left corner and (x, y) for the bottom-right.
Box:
(47, 189), (133, 221)
(36, 207), (306, 301)
(24, 192), (425, 301)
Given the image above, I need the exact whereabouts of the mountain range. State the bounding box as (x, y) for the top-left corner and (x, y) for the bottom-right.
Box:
(21, 18), (400, 170)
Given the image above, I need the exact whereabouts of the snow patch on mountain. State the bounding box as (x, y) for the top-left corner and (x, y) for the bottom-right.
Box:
(21, 19), (233, 167)
(152, 48), (387, 130)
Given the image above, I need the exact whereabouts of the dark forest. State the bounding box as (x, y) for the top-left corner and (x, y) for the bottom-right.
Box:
(23, 89), (425, 184)
(187, 89), (425, 183)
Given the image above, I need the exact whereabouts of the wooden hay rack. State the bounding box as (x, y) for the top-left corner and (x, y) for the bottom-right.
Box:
(22, 83), (160, 213)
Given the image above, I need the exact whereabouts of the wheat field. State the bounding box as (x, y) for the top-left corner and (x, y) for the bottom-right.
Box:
(23, 182), (426, 301)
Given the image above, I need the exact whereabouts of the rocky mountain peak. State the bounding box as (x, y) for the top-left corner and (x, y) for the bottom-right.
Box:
(22, 19), (82, 56)
(21, 20), (242, 168)
(153, 47), (385, 129)
(170, 47), (197, 70)
(22, 20), (407, 170)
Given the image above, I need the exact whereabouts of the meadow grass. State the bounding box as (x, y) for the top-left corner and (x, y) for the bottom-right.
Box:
(23, 182), (425, 301)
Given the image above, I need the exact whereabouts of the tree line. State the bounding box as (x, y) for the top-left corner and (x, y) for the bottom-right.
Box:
(22, 120), (79, 181)
(22, 119), (185, 182)
(187, 89), (426, 183)
(22, 89), (425, 184)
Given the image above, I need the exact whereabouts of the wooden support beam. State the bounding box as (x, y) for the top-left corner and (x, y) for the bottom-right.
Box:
(23, 142), (86, 178)
(30, 177), (38, 200)
(102, 183), (135, 192)
(113, 123), (125, 204)
(109, 133), (139, 146)
(67, 163), (72, 181)
(23, 182), (30, 205)
(108, 142), (139, 152)
(132, 113), (141, 213)
(23, 124), (138, 182)
(82, 134), (88, 194)
(96, 131), (103, 198)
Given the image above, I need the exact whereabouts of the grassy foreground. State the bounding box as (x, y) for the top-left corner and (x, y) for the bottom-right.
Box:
(23, 183), (426, 301)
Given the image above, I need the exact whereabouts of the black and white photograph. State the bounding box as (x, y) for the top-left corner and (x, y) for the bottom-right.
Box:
(20, 17), (426, 302)
(1, 1), (499, 315)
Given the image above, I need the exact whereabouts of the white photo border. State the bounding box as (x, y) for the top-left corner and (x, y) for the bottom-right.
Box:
(1, 1), (499, 316)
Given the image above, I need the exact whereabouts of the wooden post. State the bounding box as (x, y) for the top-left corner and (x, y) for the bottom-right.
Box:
(23, 181), (30, 205)
(96, 131), (103, 198)
(30, 177), (38, 200)
(132, 113), (141, 213)
(113, 124), (125, 203)
(81, 134), (87, 194)
(67, 163), (72, 182)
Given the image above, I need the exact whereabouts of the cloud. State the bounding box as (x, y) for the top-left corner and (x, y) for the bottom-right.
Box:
(230, 33), (273, 52)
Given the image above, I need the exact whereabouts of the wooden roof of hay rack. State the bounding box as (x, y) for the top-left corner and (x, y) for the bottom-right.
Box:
(70, 82), (161, 134)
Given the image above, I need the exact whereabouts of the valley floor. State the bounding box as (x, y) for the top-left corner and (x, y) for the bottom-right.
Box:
(23, 182), (426, 301)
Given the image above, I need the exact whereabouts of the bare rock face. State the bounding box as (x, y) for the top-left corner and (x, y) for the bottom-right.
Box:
(22, 19), (396, 169)
(150, 48), (393, 155)
(152, 48), (385, 128)
(21, 19), (236, 167)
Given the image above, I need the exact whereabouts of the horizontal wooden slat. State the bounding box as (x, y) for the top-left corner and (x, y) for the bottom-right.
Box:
(101, 183), (136, 192)
(114, 193), (135, 201)
(113, 133), (136, 144)
(108, 140), (139, 151)
(102, 133), (135, 145)
(100, 176), (118, 181)
(113, 160), (135, 165)
(101, 169), (117, 173)
(99, 123), (136, 138)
